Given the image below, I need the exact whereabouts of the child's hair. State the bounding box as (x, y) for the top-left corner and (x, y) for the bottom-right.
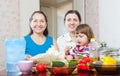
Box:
(75, 24), (94, 42)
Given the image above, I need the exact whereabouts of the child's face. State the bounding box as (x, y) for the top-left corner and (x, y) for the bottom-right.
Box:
(75, 33), (89, 46)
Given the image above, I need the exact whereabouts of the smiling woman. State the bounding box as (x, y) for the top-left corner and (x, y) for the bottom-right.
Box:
(24, 11), (53, 59)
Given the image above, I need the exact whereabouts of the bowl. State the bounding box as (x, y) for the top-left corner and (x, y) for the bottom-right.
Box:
(46, 60), (77, 75)
(92, 61), (120, 74)
(47, 66), (76, 75)
(18, 60), (33, 74)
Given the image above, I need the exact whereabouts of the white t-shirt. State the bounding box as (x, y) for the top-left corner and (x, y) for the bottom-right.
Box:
(57, 33), (76, 59)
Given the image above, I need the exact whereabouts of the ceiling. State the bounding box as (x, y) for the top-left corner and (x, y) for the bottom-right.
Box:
(40, 0), (72, 7)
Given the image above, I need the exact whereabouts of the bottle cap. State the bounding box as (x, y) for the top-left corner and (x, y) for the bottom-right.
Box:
(90, 38), (96, 41)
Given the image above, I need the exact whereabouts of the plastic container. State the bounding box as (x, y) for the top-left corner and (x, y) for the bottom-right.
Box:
(5, 38), (26, 73)
(98, 42), (119, 61)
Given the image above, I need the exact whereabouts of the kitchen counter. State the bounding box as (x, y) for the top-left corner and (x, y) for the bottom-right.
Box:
(1, 69), (120, 76)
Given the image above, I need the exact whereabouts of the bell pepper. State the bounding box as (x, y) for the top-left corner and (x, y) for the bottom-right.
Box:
(77, 57), (92, 70)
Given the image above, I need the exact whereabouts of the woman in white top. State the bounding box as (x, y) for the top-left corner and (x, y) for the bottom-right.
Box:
(57, 10), (82, 60)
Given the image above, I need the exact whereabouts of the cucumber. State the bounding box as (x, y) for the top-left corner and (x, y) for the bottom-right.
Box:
(68, 60), (78, 68)
(51, 61), (65, 67)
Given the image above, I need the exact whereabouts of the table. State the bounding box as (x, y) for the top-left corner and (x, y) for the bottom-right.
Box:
(1, 69), (120, 76)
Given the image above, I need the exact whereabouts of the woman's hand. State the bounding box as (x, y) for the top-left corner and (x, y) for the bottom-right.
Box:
(25, 54), (32, 60)
(26, 55), (38, 63)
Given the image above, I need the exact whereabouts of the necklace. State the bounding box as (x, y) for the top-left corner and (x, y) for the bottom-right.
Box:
(31, 34), (46, 44)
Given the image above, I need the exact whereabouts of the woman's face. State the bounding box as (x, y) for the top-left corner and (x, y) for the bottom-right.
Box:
(65, 13), (80, 32)
(30, 13), (47, 34)
(75, 33), (89, 46)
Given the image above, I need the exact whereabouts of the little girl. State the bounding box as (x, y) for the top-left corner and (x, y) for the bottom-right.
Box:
(65, 24), (94, 60)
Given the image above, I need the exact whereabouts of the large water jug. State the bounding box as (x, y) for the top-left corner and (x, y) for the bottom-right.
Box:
(5, 38), (26, 73)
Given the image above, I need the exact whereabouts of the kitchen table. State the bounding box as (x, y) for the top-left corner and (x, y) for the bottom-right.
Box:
(0, 69), (120, 76)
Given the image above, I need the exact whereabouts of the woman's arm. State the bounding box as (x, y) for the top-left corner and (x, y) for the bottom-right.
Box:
(53, 38), (59, 51)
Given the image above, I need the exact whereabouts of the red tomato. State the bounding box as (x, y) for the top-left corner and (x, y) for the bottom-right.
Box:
(36, 64), (46, 72)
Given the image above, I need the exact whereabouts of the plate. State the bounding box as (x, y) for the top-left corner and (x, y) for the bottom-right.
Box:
(47, 66), (76, 75)
(92, 61), (120, 74)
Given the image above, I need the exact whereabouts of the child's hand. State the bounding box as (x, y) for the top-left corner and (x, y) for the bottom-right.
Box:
(74, 56), (79, 59)
(65, 55), (73, 61)
(64, 46), (72, 55)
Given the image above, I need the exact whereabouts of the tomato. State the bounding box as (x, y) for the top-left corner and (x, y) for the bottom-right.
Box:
(36, 64), (46, 72)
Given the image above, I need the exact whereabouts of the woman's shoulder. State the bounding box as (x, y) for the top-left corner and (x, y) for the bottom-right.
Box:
(24, 35), (30, 38)
(46, 35), (53, 41)
(46, 35), (53, 39)
(45, 35), (53, 44)
(24, 35), (31, 40)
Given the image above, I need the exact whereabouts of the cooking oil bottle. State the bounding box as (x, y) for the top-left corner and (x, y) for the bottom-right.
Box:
(89, 38), (99, 62)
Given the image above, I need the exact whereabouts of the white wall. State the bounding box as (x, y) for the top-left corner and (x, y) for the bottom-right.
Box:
(99, 0), (120, 48)
(74, 0), (85, 23)
(57, 2), (72, 37)
(19, 0), (40, 37)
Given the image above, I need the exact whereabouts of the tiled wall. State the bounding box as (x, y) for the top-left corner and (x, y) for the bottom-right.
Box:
(0, 0), (20, 70)
(85, 0), (99, 41)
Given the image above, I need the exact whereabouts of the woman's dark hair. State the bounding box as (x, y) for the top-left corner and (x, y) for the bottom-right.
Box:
(64, 10), (81, 22)
(28, 11), (48, 36)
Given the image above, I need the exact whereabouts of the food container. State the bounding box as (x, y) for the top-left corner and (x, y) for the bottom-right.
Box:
(47, 66), (76, 75)
(92, 61), (120, 74)
(46, 60), (77, 75)
(98, 46), (119, 61)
